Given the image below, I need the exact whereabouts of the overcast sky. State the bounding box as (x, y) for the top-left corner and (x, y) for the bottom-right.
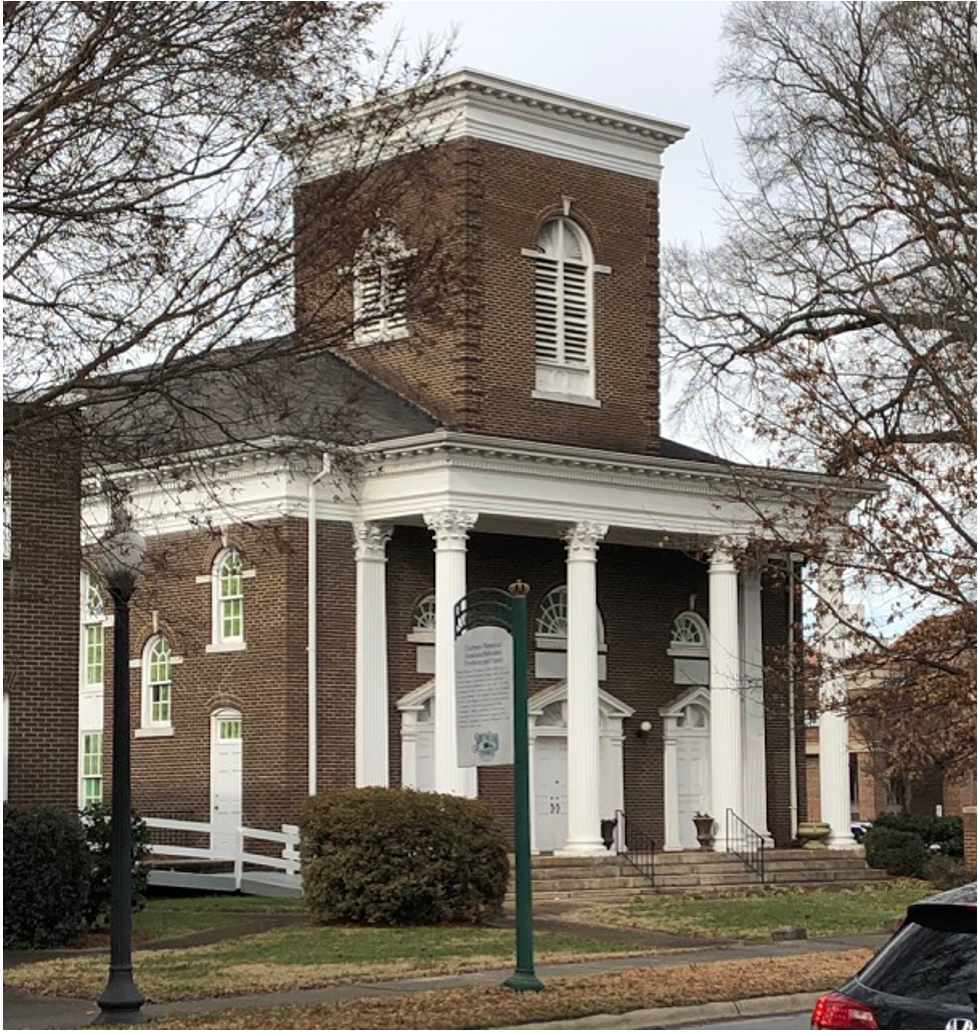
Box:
(376, 1), (742, 248)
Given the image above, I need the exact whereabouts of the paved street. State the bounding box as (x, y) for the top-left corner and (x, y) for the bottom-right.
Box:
(687, 1012), (809, 1029)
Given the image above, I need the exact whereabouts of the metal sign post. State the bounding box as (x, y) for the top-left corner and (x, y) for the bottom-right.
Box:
(455, 581), (543, 993)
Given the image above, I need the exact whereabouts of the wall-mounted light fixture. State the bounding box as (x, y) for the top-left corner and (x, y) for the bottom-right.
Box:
(636, 720), (653, 739)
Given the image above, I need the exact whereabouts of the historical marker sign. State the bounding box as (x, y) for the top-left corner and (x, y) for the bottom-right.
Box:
(455, 624), (514, 767)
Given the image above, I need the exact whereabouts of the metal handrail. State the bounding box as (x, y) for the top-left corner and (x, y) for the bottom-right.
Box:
(613, 809), (655, 887)
(725, 808), (765, 881)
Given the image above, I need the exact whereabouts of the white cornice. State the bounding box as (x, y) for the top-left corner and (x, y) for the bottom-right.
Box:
(300, 69), (689, 184)
(357, 430), (882, 507)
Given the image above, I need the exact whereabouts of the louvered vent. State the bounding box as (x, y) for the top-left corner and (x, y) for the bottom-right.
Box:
(532, 218), (592, 370)
(562, 262), (588, 364)
(534, 257), (559, 361)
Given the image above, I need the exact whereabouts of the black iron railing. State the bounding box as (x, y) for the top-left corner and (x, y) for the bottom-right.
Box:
(725, 808), (765, 881)
(613, 809), (655, 887)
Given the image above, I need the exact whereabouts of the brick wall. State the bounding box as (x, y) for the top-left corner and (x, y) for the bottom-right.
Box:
(963, 806), (977, 876)
(99, 519), (310, 831)
(295, 138), (662, 455)
(3, 424), (81, 809)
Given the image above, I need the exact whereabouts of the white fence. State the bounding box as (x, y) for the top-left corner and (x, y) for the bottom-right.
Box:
(144, 817), (302, 897)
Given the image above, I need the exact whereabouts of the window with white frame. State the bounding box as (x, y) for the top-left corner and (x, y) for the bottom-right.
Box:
(526, 218), (600, 402)
(408, 593), (436, 674)
(82, 576), (106, 689)
(216, 549), (244, 642)
(668, 610), (710, 686)
(143, 635), (173, 729)
(81, 731), (103, 805)
(533, 585), (607, 679)
(352, 224), (410, 345)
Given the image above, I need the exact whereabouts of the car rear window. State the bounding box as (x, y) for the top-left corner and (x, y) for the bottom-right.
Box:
(859, 915), (977, 1006)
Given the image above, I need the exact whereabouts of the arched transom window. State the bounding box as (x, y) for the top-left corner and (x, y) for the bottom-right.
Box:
(526, 217), (603, 402)
(143, 635), (173, 729)
(410, 594), (436, 638)
(668, 611), (709, 657)
(534, 586), (607, 680)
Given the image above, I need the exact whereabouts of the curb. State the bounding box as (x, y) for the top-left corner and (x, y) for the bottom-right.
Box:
(504, 991), (822, 1029)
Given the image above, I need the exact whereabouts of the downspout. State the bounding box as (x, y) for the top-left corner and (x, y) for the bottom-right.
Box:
(307, 455), (330, 796)
(787, 552), (802, 839)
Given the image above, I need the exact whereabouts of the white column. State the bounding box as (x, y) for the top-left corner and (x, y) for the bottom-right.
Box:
(662, 729), (682, 851)
(817, 560), (857, 848)
(424, 509), (479, 798)
(709, 544), (743, 850)
(561, 520), (608, 855)
(354, 522), (393, 787)
(740, 568), (773, 845)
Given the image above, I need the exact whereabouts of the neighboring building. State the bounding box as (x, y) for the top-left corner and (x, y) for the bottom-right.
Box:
(79, 71), (873, 856)
(3, 407), (82, 808)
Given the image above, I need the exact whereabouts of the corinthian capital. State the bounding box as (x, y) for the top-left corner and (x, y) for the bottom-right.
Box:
(423, 509), (478, 548)
(562, 521), (608, 559)
(352, 521), (393, 562)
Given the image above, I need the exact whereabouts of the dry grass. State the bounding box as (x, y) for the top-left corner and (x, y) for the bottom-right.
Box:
(142, 949), (871, 1029)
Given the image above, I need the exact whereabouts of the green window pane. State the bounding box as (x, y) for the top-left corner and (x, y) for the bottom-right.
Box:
(83, 777), (102, 805)
(85, 624), (104, 685)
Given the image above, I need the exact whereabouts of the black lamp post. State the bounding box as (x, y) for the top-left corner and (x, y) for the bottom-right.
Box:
(94, 507), (146, 1025)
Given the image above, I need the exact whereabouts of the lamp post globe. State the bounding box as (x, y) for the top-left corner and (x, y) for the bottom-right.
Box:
(94, 508), (146, 1025)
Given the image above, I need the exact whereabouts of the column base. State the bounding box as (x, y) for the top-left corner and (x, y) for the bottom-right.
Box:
(826, 833), (859, 850)
(662, 842), (684, 852)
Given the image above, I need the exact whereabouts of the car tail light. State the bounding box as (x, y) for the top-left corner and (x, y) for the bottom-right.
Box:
(811, 991), (879, 1029)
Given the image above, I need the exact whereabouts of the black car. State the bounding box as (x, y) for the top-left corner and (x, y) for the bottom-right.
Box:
(811, 883), (976, 1030)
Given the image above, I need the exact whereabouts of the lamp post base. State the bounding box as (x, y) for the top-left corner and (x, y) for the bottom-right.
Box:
(94, 971), (145, 1025)
(503, 970), (545, 993)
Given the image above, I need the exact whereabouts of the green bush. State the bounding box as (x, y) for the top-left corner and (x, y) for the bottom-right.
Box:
(3, 806), (91, 948)
(81, 803), (151, 929)
(301, 787), (509, 925)
(871, 813), (963, 859)
(863, 826), (930, 878)
(923, 853), (970, 891)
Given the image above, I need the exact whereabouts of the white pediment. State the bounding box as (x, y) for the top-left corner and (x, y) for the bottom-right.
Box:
(528, 680), (634, 719)
(659, 683), (711, 718)
(396, 679), (434, 712)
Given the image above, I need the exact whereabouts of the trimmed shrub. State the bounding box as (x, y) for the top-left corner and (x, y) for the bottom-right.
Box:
(3, 806), (91, 948)
(870, 812), (963, 859)
(923, 853), (970, 891)
(81, 803), (151, 929)
(301, 787), (509, 925)
(863, 826), (929, 878)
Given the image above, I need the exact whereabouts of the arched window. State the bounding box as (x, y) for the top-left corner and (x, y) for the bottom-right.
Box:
(142, 635), (173, 729)
(527, 217), (600, 402)
(353, 223), (411, 345)
(668, 611), (709, 657)
(213, 548), (244, 646)
(534, 585), (606, 680)
(82, 574), (105, 690)
(409, 594), (436, 642)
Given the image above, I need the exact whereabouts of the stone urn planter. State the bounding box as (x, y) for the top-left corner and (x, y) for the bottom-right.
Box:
(692, 813), (715, 851)
(797, 821), (831, 849)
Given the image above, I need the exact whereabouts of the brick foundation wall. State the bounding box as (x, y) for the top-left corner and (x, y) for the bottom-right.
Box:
(3, 425), (81, 809)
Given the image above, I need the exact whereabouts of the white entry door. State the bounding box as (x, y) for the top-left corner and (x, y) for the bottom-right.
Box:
(210, 710), (243, 856)
(676, 733), (710, 849)
(534, 737), (568, 852)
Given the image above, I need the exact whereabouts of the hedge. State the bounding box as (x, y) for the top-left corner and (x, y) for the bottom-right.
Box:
(301, 787), (509, 925)
(863, 826), (930, 878)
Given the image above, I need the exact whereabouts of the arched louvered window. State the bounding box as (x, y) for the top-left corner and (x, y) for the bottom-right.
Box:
(353, 224), (411, 345)
(533, 218), (591, 366)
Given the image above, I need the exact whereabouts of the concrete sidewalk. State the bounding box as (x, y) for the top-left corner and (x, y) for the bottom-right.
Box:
(2, 932), (884, 1029)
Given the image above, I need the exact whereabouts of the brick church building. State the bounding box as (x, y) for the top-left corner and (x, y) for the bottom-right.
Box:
(76, 71), (868, 858)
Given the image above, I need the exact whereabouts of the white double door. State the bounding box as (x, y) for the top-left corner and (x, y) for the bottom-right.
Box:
(676, 731), (710, 849)
(533, 737), (569, 852)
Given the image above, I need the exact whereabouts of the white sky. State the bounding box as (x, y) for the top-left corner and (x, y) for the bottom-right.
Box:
(377, 1), (742, 249)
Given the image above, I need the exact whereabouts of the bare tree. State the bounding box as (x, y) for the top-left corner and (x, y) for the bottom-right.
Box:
(4, 2), (452, 488)
(663, 1), (976, 758)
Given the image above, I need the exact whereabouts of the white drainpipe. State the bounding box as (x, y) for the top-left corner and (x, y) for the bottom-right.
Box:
(787, 552), (803, 838)
(307, 455), (330, 796)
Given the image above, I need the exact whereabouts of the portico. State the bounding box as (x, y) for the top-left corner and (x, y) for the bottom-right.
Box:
(344, 428), (870, 854)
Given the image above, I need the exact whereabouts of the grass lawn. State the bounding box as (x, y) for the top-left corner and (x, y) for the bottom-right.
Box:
(131, 893), (303, 941)
(571, 880), (926, 941)
(143, 949), (872, 1029)
(6, 915), (654, 1002)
